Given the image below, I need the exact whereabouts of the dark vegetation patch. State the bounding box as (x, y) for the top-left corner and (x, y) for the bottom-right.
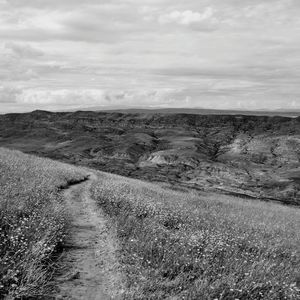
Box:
(57, 175), (90, 190)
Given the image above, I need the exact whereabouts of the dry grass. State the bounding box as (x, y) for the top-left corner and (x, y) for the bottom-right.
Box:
(91, 172), (300, 299)
(0, 148), (88, 298)
(1, 146), (299, 299)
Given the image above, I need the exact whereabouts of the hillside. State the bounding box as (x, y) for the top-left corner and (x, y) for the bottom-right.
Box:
(90, 170), (300, 299)
(0, 148), (89, 298)
(101, 107), (300, 118)
(1, 148), (299, 299)
(1, 110), (300, 204)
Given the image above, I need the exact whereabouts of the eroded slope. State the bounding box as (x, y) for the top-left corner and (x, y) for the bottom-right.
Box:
(1, 110), (300, 204)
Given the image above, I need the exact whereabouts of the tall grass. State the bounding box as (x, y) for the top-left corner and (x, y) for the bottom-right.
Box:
(0, 148), (88, 298)
(91, 172), (300, 299)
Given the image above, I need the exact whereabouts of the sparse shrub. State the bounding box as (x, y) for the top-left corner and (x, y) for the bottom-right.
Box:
(251, 152), (268, 164)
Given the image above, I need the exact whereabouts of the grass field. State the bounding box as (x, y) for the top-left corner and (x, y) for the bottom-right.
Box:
(91, 172), (300, 299)
(0, 148), (88, 298)
(1, 147), (300, 299)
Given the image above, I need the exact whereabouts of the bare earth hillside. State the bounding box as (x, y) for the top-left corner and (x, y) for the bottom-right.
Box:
(1, 110), (300, 204)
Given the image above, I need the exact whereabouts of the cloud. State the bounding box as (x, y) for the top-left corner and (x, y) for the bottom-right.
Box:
(2, 85), (300, 113)
(0, 43), (39, 81)
(0, 2), (144, 43)
(0, 86), (21, 103)
(158, 8), (216, 26)
(7, 0), (102, 9)
(11, 88), (183, 109)
(0, 0), (300, 112)
(5, 42), (44, 58)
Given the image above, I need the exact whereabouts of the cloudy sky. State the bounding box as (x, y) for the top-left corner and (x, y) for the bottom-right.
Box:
(1, 0), (300, 113)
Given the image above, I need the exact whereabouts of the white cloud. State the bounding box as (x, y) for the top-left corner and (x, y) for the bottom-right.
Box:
(0, 0), (300, 112)
(158, 8), (216, 26)
(11, 88), (184, 109)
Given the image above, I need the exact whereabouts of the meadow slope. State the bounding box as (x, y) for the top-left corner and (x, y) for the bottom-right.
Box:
(1, 147), (300, 299)
(0, 148), (88, 298)
(91, 172), (300, 299)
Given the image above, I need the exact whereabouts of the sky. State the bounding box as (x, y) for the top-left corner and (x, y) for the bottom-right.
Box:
(0, 0), (300, 113)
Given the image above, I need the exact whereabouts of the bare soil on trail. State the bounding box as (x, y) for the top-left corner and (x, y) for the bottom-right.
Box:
(55, 173), (125, 300)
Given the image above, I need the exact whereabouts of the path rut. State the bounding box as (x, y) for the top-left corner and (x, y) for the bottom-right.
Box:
(55, 173), (124, 300)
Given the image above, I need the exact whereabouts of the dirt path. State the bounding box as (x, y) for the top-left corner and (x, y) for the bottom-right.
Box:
(55, 173), (124, 300)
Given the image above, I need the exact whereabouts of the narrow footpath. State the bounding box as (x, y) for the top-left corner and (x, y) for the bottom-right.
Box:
(55, 173), (124, 300)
